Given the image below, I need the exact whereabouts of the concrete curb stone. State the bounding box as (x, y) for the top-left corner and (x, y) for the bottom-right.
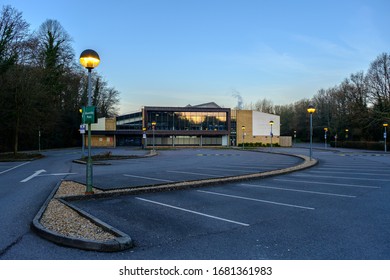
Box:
(30, 181), (134, 252)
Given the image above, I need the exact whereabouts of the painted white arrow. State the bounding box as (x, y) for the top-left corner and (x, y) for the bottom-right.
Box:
(20, 169), (46, 183)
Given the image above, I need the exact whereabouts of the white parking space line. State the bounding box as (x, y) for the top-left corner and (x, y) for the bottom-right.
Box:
(123, 174), (174, 183)
(38, 172), (78, 176)
(291, 174), (390, 182)
(197, 190), (315, 210)
(307, 170), (390, 176)
(0, 162), (30, 175)
(166, 170), (217, 177)
(274, 179), (381, 189)
(318, 167), (389, 171)
(135, 197), (249, 227)
(196, 167), (252, 173)
(226, 165), (263, 169)
(240, 183), (356, 198)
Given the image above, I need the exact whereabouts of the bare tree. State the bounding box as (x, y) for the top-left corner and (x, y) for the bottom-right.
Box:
(254, 98), (274, 113)
(100, 87), (120, 117)
(0, 5), (29, 72)
(0, 5), (31, 153)
(366, 53), (390, 115)
(34, 19), (74, 69)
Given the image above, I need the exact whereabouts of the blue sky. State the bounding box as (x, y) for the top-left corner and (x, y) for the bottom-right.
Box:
(4, 0), (390, 114)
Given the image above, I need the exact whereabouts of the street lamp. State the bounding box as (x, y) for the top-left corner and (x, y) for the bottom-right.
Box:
(80, 49), (100, 194)
(269, 120), (274, 150)
(241, 126), (246, 149)
(307, 104), (316, 160)
(345, 128), (349, 140)
(38, 126), (41, 152)
(324, 127), (328, 148)
(293, 130), (297, 146)
(142, 127), (147, 149)
(152, 121), (156, 152)
(384, 123), (388, 153)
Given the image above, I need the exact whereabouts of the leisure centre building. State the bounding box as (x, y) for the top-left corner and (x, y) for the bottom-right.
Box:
(87, 102), (287, 148)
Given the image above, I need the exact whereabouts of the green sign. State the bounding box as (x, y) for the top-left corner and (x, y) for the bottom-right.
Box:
(82, 106), (97, 124)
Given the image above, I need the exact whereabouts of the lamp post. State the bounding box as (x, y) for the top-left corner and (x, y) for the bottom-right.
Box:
(345, 129), (349, 140)
(38, 126), (41, 152)
(142, 127), (147, 149)
(324, 127), (328, 148)
(307, 104), (316, 160)
(269, 121), (274, 150)
(152, 121), (156, 152)
(384, 123), (388, 153)
(241, 126), (245, 149)
(293, 130), (297, 146)
(79, 49), (100, 194)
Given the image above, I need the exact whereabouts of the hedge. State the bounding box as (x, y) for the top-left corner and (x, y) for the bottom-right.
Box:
(330, 141), (386, 151)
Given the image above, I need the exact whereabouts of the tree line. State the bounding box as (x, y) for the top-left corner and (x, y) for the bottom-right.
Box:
(243, 52), (390, 144)
(0, 5), (120, 153)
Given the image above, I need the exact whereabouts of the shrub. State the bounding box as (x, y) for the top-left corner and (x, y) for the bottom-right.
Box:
(330, 141), (385, 151)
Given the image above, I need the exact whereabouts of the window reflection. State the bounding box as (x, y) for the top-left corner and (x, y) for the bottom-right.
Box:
(147, 111), (228, 131)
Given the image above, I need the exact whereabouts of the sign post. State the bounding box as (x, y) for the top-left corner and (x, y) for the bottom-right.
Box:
(80, 124), (86, 156)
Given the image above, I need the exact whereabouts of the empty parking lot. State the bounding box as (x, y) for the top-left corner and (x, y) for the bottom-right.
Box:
(69, 149), (390, 259)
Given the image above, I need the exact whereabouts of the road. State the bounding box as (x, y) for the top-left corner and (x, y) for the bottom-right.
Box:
(0, 149), (80, 257)
(1, 146), (389, 259)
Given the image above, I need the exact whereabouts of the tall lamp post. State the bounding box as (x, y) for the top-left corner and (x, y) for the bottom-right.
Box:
(80, 49), (100, 194)
(293, 130), (297, 146)
(241, 126), (245, 149)
(324, 127), (328, 148)
(345, 129), (349, 140)
(142, 127), (147, 149)
(269, 120), (274, 150)
(152, 121), (156, 152)
(307, 104), (316, 160)
(384, 123), (388, 153)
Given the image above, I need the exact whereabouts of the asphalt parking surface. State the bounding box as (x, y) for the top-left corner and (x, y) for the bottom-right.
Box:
(69, 148), (390, 259)
(67, 149), (303, 189)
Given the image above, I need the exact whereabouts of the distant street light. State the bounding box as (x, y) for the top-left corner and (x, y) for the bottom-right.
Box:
(152, 121), (156, 152)
(384, 123), (388, 153)
(269, 121), (274, 150)
(307, 104), (316, 160)
(80, 49), (100, 194)
(324, 127), (328, 149)
(345, 128), (349, 140)
(293, 130), (297, 146)
(38, 126), (41, 152)
(142, 127), (147, 149)
(241, 126), (246, 150)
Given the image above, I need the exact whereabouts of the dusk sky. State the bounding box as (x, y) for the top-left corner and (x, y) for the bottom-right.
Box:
(4, 0), (390, 114)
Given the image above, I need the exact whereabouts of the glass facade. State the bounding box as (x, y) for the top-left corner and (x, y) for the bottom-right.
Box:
(146, 111), (228, 131)
(114, 104), (230, 147)
(116, 112), (143, 130)
(146, 135), (223, 146)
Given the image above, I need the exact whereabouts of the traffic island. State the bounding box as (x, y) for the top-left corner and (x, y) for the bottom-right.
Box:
(72, 149), (157, 165)
(31, 181), (134, 252)
(32, 153), (317, 252)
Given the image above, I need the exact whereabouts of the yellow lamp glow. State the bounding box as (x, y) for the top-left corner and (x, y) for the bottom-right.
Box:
(80, 49), (100, 69)
(307, 105), (316, 114)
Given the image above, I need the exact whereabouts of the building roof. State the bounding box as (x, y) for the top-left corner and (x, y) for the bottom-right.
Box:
(185, 102), (221, 108)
